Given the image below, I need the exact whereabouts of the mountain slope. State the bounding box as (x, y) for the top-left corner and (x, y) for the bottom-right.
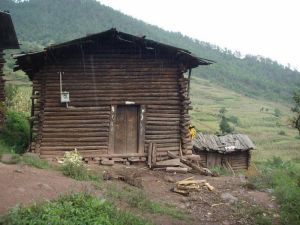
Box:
(1, 0), (300, 102)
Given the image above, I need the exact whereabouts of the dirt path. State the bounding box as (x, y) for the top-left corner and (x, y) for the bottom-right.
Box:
(0, 163), (279, 224)
(0, 162), (91, 214)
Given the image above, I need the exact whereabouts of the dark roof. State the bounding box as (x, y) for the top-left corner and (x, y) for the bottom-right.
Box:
(14, 28), (214, 76)
(193, 133), (255, 154)
(0, 11), (19, 49)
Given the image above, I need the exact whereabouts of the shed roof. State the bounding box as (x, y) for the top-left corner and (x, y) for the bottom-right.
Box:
(193, 133), (255, 154)
(0, 11), (19, 49)
(14, 28), (214, 77)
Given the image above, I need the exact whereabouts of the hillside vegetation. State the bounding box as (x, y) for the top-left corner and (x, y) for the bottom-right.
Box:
(1, 0), (300, 102)
(190, 77), (300, 162)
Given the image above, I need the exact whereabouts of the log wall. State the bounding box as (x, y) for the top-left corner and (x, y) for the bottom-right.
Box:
(31, 52), (192, 162)
(0, 50), (5, 130)
(195, 151), (250, 171)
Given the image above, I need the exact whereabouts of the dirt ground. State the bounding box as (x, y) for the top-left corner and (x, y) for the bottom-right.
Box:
(0, 162), (279, 224)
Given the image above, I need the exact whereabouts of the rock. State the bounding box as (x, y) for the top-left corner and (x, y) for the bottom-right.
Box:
(37, 183), (53, 191)
(221, 192), (238, 204)
(14, 169), (23, 173)
(1, 154), (17, 164)
(163, 175), (175, 183)
(222, 220), (230, 225)
(239, 174), (247, 183)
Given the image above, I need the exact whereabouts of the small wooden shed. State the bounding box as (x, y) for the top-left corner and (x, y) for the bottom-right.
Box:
(193, 133), (255, 171)
(15, 28), (213, 163)
(0, 11), (19, 128)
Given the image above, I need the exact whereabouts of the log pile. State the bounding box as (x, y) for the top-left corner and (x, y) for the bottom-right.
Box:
(172, 176), (215, 196)
(148, 148), (214, 176)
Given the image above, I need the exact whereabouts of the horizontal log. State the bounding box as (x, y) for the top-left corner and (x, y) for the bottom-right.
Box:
(41, 142), (108, 146)
(42, 127), (110, 133)
(43, 124), (109, 128)
(42, 132), (109, 138)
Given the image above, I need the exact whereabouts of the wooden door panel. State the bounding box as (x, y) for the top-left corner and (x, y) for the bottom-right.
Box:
(114, 106), (126, 154)
(126, 106), (138, 153)
(114, 105), (138, 154)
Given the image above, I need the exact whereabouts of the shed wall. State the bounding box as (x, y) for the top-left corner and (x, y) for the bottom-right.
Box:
(196, 151), (250, 171)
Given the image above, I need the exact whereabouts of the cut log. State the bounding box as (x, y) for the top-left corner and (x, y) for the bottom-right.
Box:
(204, 182), (215, 191)
(101, 159), (114, 166)
(155, 158), (181, 167)
(171, 187), (189, 196)
(147, 142), (153, 168)
(167, 151), (212, 176)
(166, 167), (188, 173)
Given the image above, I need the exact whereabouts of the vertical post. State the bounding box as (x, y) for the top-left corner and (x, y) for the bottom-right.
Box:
(187, 69), (192, 97)
(138, 105), (146, 153)
(108, 105), (117, 154)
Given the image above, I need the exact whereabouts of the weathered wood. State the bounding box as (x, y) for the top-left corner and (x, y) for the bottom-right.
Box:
(166, 167), (188, 173)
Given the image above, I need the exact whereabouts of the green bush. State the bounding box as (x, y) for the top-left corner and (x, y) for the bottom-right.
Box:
(1, 111), (30, 154)
(0, 193), (151, 225)
(60, 162), (89, 180)
(246, 157), (300, 225)
(219, 116), (234, 134)
(227, 115), (240, 125)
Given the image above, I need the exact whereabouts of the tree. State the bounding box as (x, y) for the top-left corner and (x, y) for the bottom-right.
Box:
(219, 116), (234, 134)
(291, 91), (300, 135)
(219, 107), (227, 115)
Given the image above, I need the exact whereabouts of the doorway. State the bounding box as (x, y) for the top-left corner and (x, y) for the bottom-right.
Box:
(114, 105), (139, 154)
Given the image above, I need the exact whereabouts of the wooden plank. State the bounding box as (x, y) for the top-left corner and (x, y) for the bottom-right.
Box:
(138, 105), (146, 154)
(108, 105), (116, 154)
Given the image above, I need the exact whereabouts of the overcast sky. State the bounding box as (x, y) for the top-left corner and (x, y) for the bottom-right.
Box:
(98, 0), (300, 70)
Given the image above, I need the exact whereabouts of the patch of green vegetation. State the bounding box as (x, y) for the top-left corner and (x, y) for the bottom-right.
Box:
(0, 152), (50, 169)
(21, 154), (50, 169)
(1, 111), (30, 154)
(0, 193), (151, 225)
(246, 157), (300, 225)
(106, 184), (187, 220)
(190, 76), (300, 162)
(234, 201), (273, 225)
(59, 150), (102, 182)
(210, 166), (231, 176)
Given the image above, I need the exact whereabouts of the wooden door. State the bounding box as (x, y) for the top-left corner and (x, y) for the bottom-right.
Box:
(114, 105), (138, 154)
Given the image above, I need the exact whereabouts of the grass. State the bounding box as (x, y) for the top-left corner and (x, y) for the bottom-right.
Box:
(106, 184), (188, 220)
(246, 157), (300, 225)
(190, 76), (300, 162)
(0, 193), (152, 225)
(0, 152), (51, 169)
(234, 201), (273, 225)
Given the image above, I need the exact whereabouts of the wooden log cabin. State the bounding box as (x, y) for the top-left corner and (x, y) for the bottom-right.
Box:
(0, 11), (19, 129)
(15, 28), (213, 163)
(193, 133), (255, 171)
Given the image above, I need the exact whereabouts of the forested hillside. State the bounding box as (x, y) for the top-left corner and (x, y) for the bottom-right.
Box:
(1, 0), (300, 102)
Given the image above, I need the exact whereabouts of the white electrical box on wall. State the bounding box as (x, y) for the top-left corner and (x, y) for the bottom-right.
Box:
(61, 91), (70, 103)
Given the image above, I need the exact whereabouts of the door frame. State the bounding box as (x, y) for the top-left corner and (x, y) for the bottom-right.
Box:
(108, 104), (145, 155)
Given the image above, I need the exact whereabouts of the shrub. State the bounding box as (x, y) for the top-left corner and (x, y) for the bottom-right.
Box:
(274, 108), (282, 117)
(227, 115), (240, 125)
(60, 149), (89, 180)
(219, 116), (234, 134)
(246, 157), (300, 225)
(0, 193), (151, 225)
(278, 130), (286, 135)
(1, 111), (30, 154)
(210, 165), (230, 176)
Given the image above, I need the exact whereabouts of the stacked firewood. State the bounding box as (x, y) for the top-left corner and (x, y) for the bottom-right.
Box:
(147, 145), (214, 176)
(172, 176), (215, 196)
